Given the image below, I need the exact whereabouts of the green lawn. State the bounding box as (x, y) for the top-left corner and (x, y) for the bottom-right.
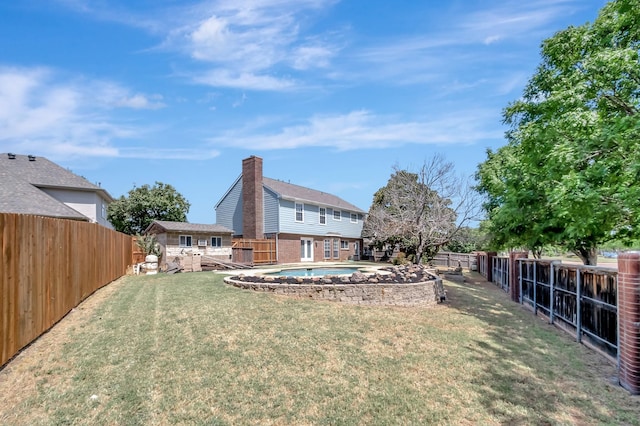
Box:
(1, 271), (638, 425)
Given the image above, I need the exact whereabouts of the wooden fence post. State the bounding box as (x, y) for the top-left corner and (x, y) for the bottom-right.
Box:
(618, 252), (640, 395)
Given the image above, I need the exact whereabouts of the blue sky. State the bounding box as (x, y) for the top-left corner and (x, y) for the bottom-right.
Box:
(0, 0), (607, 224)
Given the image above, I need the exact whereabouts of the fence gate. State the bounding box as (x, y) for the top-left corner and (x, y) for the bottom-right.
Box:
(232, 239), (276, 264)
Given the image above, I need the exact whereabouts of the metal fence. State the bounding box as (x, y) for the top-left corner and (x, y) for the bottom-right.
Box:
(519, 259), (618, 357)
(492, 256), (510, 292)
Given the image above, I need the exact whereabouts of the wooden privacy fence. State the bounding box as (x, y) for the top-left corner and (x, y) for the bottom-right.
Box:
(1, 213), (132, 367)
(232, 238), (276, 264)
(431, 251), (477, 270)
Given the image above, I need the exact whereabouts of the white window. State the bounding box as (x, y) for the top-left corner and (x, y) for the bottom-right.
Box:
(333, 239), (339, 258)
(324, 239), (331, 259)
(350, 213), (358, 223)
(211, 236), (222, 247)
(333, 210), (341, 221)
(341, 240), (349, 249)
(101, 203), (107, 219)
(319, 207), (326, 225)
(295, 202), (304, 222)
(197, 239), (207, 246)
(179, 235), (192, 247)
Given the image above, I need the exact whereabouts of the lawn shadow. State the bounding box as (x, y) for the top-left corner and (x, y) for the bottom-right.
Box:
(442, 272), (631, 425)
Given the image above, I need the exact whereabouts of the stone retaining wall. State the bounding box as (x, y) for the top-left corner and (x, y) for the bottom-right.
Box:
(224, 275), (445, 307)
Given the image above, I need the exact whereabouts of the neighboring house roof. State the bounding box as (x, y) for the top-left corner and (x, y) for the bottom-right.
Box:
(214, 175), (365, 213)
(263, 177), (365, 214)
(0, 153), (114, 220)
(145, 220), (234, 235)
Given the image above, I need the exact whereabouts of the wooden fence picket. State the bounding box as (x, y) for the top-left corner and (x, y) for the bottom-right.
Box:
(0, 213), (132, 367)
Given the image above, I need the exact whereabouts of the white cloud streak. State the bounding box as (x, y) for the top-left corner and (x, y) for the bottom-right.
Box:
(208, 110), (502, 150)
(353, 0), (587, 86)
(161, 0), (341, 90)
(0, 66), (203, 160)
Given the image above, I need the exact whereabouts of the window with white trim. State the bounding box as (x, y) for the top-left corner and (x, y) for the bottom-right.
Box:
(350, 213), (358, 223)
(333, 210), (341, 220)
(341, 240), (349, 249)
(319, 207), (326, 225)
(211, 236), (222, 247)
(333, 239), (339, 258)
(324, 239), (331, 259)
(101, 203), (107, 219)
(295, 202), (304, 222)
(179, 235), (192, 247)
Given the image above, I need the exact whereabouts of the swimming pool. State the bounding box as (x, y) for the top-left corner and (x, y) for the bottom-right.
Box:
(266, 267), (360, 277)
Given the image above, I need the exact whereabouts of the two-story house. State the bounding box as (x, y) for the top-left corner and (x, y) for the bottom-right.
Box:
(0, 153), (114, 228)
(215, 156), (366, 263)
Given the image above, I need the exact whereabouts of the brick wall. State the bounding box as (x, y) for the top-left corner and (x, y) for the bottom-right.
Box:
(242, 155), (263, 239)
(618, 252), (640, 395)
(276, 233), (360, 263)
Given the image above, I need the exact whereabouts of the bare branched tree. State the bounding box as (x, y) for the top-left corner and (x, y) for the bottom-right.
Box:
(363, 155), (481, 264)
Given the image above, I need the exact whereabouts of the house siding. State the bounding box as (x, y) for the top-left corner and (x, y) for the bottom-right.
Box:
(263, 187), (279, 234)
(277, 200), (363, 238)
(216, 178), (243, 235)
(41, 188), (113, 229)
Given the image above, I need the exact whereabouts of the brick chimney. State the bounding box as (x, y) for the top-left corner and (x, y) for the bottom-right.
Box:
(242, 155), (264, 239)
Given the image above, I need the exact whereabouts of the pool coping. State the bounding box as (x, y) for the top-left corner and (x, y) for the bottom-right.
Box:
(213, 261), (386, 277)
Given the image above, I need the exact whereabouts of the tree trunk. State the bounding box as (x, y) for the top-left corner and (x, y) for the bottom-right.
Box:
(415, 232), (424, 265)
(574, 246), (598, 265)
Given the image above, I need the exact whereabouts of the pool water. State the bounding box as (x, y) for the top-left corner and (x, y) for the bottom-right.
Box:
(267, 267), (360, 277)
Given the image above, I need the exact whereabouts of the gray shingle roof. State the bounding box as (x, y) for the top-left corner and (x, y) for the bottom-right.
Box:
(0, 153), (113, 220)
(146, 220), (234, 234)
(263, 177), (365, 213)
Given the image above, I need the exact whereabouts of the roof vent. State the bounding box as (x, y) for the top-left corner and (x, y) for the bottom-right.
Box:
(8, 153), (16, 159)
(28, 155), (36, 161)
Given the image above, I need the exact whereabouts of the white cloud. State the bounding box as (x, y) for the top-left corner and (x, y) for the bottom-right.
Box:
(116, 93), (166, 110)
(459, 0), (581, 44)
(193, 69), (296, 91)
(352, 0), (585, 86)
(208, 109), (502, 150)
(117, 147), (221, 160)
(290, 44), (335, 70)
(159, 0), (340, 90)
(0, 66), (184, 160)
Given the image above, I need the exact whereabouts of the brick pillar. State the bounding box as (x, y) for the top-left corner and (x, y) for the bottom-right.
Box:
(509, 251), (528, 302)
(242, 156), (264, 239)
(618, 252), (640, 395)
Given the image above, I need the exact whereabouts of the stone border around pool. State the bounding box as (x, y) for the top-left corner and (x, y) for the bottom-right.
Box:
(223, 264), (446, 307)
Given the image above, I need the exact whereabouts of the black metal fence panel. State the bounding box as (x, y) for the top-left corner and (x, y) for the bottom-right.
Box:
(518, 259), (618, 358)
(492, 257), (510, 292)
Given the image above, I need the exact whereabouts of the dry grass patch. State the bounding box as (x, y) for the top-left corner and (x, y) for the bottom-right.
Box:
(0, 271), (638, 425)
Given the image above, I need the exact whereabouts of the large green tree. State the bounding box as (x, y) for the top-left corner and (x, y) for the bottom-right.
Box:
(476, 0), (640, 264)
(363, 156), (480, 264)
(108, 182), (191, 235)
